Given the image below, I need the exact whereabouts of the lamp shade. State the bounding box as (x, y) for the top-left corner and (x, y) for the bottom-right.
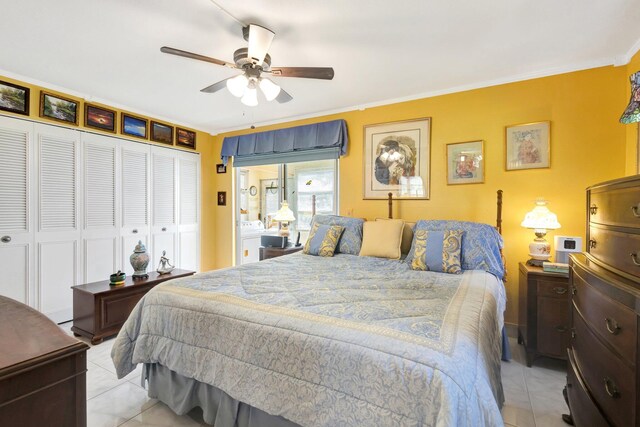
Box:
(241, 85), (258, 107)
(259, 77), (281, 101)
(273, 201), (295, 222)
(620, 71), (640, 124)
(226, 74), (248, 98)
(521, 199), (560, 230)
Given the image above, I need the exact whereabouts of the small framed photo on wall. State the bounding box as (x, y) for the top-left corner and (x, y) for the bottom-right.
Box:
(217, 191), (227, 206)
(85, 104), (116, 133)
(176, 127), (196, 149)
(0, 80), (30, 116)
(446, 140), (484, 185)
(505, 121), (550, 171)
(216, 164), (227, 174)
(40, 91), (79, 125)
(150, 121), (174, 145)
(122, 113), (148, 139)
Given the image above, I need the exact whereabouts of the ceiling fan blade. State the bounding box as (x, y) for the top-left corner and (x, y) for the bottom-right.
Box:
(270, 67), (334, 80)
(275, 88), (293, 103)
(200, 77), (233, 94)
(160, 46), (236, 68)
(247, 24), (275, 66)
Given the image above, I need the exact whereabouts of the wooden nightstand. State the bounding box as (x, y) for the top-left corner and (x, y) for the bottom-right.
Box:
(259, 246), (303, 260)
(518, 262), (570, 367)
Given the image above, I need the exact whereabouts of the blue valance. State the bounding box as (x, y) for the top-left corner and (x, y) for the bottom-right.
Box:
(221, 119), (348, 166)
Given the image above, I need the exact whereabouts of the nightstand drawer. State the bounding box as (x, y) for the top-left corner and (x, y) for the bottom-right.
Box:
(573, 266), (637, 365)
(537, 279), (570, 299)
(537, 297), (569, 357)
(572, 307), (635, 427)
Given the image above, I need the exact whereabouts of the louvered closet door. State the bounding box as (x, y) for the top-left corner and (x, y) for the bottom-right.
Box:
(82, 133), (119, 284)
(0, 117), (34, 305)
(177, 152), (200, 272)
(121, 140), (150, 276)
(34, 124), (81, 322)
(150, 146), (176, 267)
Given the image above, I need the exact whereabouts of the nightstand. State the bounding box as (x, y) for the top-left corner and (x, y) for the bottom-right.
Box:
(518, 262), (570, 367)
(259, 246), (303, 260)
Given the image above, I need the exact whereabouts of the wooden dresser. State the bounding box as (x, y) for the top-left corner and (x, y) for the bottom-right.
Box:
(0, 296), (89, 426)
(565, 175), (640, 427)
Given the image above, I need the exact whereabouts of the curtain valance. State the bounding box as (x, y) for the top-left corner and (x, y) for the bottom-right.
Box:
(220, 119), (348, 166)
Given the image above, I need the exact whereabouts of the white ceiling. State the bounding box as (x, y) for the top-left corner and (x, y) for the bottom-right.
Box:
(1, 0), (639, 134)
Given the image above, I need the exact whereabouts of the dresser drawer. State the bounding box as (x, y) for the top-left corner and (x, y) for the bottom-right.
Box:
(590, 185), (640, 229)
(537, 278), (569, 299)
(573, 266), (637, 365)
(572, 307), (635, 427)
(566, 349), (610, 427)
(589, 225), (640, 280)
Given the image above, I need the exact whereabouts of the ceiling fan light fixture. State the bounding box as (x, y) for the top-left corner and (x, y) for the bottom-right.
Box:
(241, 85), (258, 107)
(226, 74), (248, 97)
(259, 77), (281, 101)
(247, 24), (275, 66)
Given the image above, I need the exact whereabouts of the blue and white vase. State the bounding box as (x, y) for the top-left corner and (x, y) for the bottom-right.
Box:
(130, 240), (150, 278)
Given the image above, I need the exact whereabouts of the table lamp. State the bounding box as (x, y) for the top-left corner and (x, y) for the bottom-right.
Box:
(273, 201), (295, 238)
(521, 199), (561, 266)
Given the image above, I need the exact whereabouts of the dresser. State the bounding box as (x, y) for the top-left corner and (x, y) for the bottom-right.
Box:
(0, 296), (88, 426)
(517, 262), (570, 367)
(565, 175), (640, 427)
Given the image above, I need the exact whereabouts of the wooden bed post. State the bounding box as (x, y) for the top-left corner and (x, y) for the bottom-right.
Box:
(388, 192), (393, 219)
(312, 195), (316, 217)
(496, 190), (503, 235)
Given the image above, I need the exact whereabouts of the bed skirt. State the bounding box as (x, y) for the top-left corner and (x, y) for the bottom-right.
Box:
(145, 363), (300, 427)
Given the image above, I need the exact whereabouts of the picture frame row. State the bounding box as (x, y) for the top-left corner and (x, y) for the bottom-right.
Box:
(0, 79), (196, 149)
(363, 118), (551, 199)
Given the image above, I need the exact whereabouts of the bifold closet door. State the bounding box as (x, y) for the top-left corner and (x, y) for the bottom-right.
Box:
(82, 133), (119, 284)
(121, 141), (150, 275)
(0, 117), (34, 306)
(35, 124), (81, 322)
(151, 147), (177, 267)
(178, 152), (200, 272)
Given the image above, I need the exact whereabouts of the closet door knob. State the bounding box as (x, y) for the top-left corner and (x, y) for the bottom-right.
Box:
(162, 227), (167, 232)
(0, 236), (11, 243)
(132, 229), (138, 234)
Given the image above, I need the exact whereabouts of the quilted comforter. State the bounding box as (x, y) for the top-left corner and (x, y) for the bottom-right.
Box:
(112, 252), (506, 427)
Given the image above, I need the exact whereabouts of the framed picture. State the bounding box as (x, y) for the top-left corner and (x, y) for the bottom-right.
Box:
(446, 140), (484, 185)
(0, 80), (30, 115)
(150, 121), (174, 145)
(176, 127), (196, 149)
(505, 121), (550, 171)
(121, 113), (148, 139)
(40, 91), (79, 125)
(216, 163), (227, 174)
(363, 117), (430, 199)
(84, 104), (116, 133)
(217, 191), (227, 206)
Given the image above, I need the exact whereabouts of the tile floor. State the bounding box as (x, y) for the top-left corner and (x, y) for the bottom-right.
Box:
(60, 322), (568, 427)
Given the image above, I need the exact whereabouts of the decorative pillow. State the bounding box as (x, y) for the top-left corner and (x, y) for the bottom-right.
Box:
(410, 229), (463, 274)
(406, 220), (504, 278)
(303, 223), (345, 257)
(376, 219), (415, 254)
(359, 219), (404, 259)
(311, 215), (364, 255)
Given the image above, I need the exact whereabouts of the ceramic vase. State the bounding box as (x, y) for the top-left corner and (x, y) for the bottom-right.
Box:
(130, 240), (150, 278)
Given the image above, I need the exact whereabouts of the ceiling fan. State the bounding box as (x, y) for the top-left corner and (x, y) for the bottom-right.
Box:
(161, 24), (335, 106)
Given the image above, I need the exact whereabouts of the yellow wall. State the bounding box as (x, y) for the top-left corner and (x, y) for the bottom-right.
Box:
(626, 51), (640, 175)
(210, 65), (628, 326)
(0, 75), (218, 272)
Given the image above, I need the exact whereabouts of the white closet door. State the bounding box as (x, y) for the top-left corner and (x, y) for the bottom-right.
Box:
(82, 133), (119, 284)
(178, 152), (200, 272)
(121, 141), (150, 275)
(35, 124), (81, 322)
(151, 147), (176, 267)
(0, 117), (34, 305)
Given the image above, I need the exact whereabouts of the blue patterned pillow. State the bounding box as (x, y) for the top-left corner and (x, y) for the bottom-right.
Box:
(311, 215), (364, 255)
(406, 220), (504, 278)
(410, 229), (463, 274)
(303, 223), (344, 257)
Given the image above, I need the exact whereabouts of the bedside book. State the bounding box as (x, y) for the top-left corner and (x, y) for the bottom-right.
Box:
(542, 262), (569, 274)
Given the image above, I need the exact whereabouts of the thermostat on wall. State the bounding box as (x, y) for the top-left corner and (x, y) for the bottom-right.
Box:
(554, 236), (583, 264)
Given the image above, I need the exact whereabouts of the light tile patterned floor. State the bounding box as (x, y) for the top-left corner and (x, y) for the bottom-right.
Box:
(60, 323), (568, 426)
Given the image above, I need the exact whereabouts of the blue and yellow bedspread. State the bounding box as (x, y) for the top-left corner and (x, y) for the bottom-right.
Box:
(112, 252), (506, 427)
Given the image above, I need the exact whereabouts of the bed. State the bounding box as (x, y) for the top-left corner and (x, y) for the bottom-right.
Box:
(112, 193), (507, 427)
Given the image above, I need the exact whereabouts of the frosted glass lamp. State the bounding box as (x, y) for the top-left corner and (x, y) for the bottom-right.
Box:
(521, 199), (561, 266)
(273, 201), (296, 238)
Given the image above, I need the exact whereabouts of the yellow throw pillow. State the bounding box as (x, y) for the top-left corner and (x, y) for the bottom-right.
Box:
(359, 219), (405, 259)
(376, 218), (415, 254)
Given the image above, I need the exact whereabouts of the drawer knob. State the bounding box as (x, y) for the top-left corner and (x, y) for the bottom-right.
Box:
(571, 286), (577, 296)
(604, 377), (621, 399)
(605, 317), (621, 335)
(553, 286), (567, 295)
(589, 204), (598, 215)
(0, 235), (10, 243)
(571, 328), (576, 339)
(632, 205), (640, 218)
(555, 325), (567, 333)
(631, 252), (640, 266)
(589, 239), (597, 249)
